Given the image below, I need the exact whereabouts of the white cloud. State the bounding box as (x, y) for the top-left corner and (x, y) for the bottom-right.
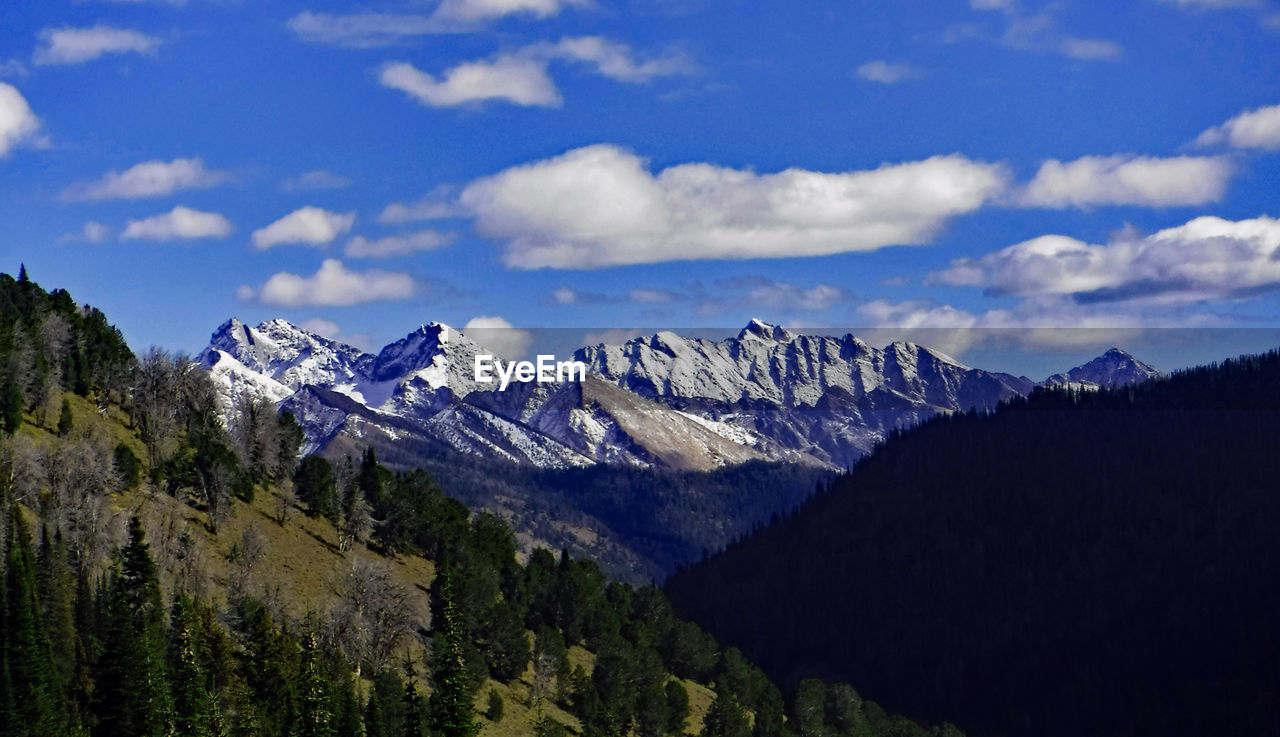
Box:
(1020, 154), (1234, 208)
(628, 288), (679, 303)
(58, 221), (112, 244)
(928, 215), (1280, 304)
(252, 206), (355, 250)
(460, 144), (1008, 268)
(1058, 37), (1123, 61)
(286, 12), (445, 49)
(0, 61), (28, 78)
(748, 282), (851, 311)
(344, 229), (454, 258)
(0, 83), (41, 157)
(34, 26), (161, 66)
(855, 60), (923, 84)
(121, 206), (233, 241)
(856, 297), (1168, 355)
(1195, 102), (1280, 150)
(432, 0), (593, 24)
(380, 58), (562, 108)
(64, 158), (229, 201)
(122, 208), (230, 242)
(462, 315), (534, 360)
(300, 318), (341, 338)
(540, 36), (693, 82)
(379, 189), (464, 223)
(1153, 0), (1261, 7)
(281, 170), (352, 191)
(241, 259), (415, 307)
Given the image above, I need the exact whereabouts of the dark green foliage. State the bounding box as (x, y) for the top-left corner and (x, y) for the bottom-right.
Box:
(56, 398), (72, 437)
(665, 680), (690, 736)
(169, 594), (217, 737)
(701, 692), (751, 737)
(2, 380), (23, 435)
(296, 632), (334, 737)
(93, 517), (172, 737)
(295, 454), (339, 521)
(112, 443), (142, 491)
(0, 496), (72, 737)
(486, 688), (504, 721)
(668, 350), (1280, 737)
(428, 570), (481, 737)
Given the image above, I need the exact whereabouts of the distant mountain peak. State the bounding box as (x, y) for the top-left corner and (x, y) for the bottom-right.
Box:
(738, 318), (795, 343)
(1044, 347), (1162, 389)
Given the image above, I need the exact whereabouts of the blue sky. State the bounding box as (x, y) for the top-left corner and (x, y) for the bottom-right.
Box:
(3, 0), (1280, 376)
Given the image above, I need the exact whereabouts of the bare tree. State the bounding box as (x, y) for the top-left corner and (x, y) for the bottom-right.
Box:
(228, 522), (268, 595)
(275, 478), (297, 525)
(327, 557), (419, 671)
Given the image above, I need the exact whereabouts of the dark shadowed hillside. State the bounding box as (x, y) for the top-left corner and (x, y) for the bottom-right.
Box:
(666, 350), (1280, 737)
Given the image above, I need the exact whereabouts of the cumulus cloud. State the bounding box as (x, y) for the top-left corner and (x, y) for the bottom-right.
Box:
(64, 158), (230, 201)
(459, 144), (1008, 268)
(252, 206), (356, 250)
(379, 188), (464, 223)
(855, 60), (923, 83)
(121, 206), (233, 241)
(0, 83), (41, 157)
(462, 316), (534, 359)
(1020, 154), (1234, 208)
(240, 259), (415, 307)
(281, 170), (352, 191)
(432, 0), (593, 24)
(344, 229), (454, 258)
(928, 215), (1280, 305)
(537, 36), (694, 82)
(1195, 102), (1280, 150)
(381, 58), (562, 108)
(34, 26), (161, 66)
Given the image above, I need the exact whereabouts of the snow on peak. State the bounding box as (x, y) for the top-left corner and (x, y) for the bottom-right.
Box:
(738, 319), (795, 343)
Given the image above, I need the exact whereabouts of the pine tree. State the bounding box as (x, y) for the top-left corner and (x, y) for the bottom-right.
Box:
(56, 398), (73, 437)
(93, 517), (172, 737)
(295, 632), (334, 737)
(0, 494), (71, 737)
(428, 569), (481, 737)
(2, 381), (24, 435)
(169, 594), (217, 737)
(35, 526), (79, 732)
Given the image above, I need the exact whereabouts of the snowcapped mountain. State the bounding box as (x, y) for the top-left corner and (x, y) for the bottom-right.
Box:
(200, 318), (1160, 471)
(1043, 348), (1164, 388)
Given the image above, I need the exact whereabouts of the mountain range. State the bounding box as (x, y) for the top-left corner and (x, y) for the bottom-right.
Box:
(199, 317), (1161, 474)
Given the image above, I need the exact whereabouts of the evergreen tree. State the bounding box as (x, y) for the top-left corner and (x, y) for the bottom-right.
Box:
(93, 516), (172, 737)
(56, 398), (73, 437)
(295, 632), (334, 737)
(0, 495), (71, 737)
(169, 594), (217, 737)
(294, 455), (338, 521)
(700, 692), (751, 737)
(400, 657), (428, 737)
(2, 381), (24, 435)
(34, 526), (79, 731)
(428, 569), (481, 737)
(665, 680), (690, 736)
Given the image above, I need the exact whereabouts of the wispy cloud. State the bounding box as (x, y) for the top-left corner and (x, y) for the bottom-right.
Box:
(252, 206), (355, 249)
(855, 60), (924, 83)
(379, 188), (464, 223)
(238, 259), (415, 306)
(460, 144), (1008, 268)
(961, 1), (1123, 62)
(121, 206), (233, 241)
(281, 170), (352, 191)
(64, 158), (230, 201)
(58, 221), (111, 244)
(288, 1), (592, 48)
(34, 25), (162, 66)
(344, 229), (454, 258)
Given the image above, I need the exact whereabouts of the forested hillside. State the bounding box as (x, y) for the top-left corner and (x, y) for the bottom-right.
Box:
(667, 350), (1280, 737)
(0, 270), (964, 737)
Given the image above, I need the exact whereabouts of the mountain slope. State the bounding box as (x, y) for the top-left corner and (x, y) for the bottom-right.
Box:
(666, 352), (1280, 737)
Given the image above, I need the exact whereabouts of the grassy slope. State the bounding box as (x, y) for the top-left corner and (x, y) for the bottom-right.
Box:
(20, 391), (718, 736)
